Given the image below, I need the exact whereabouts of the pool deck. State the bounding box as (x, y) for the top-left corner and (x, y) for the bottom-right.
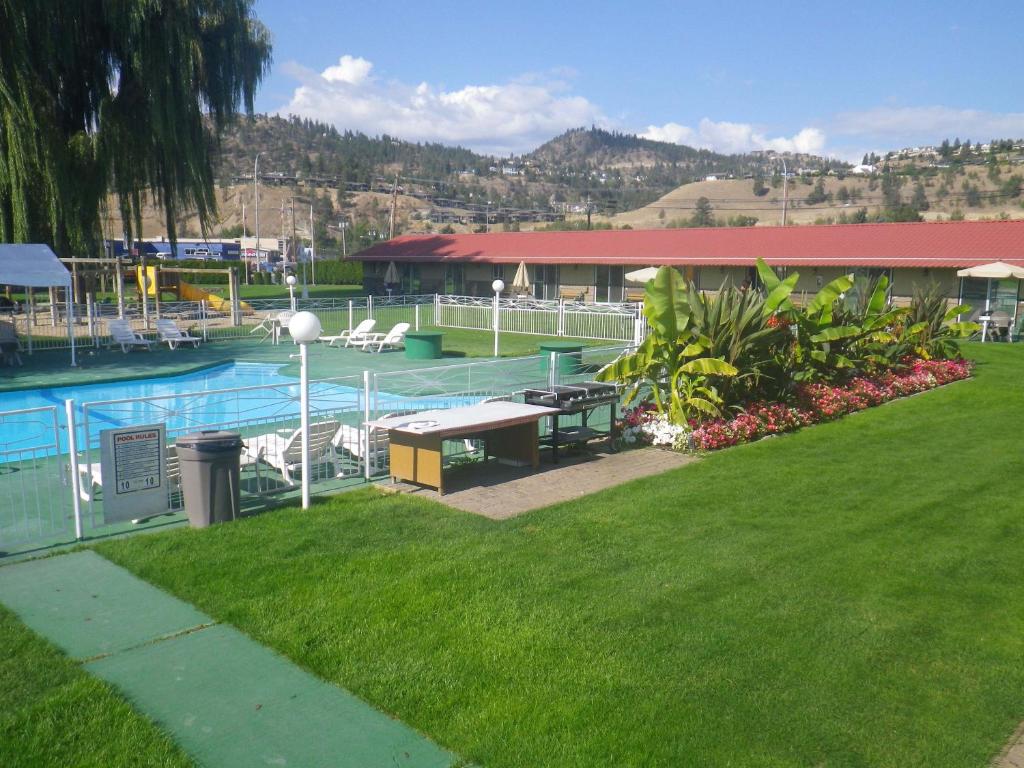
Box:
(0, 337), (485, 392)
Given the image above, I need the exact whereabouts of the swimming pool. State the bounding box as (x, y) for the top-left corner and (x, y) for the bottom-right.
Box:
(0, 361), (476, 457)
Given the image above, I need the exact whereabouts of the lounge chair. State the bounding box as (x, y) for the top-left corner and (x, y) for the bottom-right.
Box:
(0, 320), (23, 367)
(242, 419), (341, 488)
(356, 322), (410, 353)
(330, 413), (409, 474)
(156, 319), (201, 349)
(107, 319), (154, 353)
(319, 318), (376, 348)
(78, 445), (180, 507)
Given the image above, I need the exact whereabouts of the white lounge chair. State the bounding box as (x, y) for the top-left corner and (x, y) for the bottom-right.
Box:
(107, 319), (154, 353)
(78, 445), (180, 506)
(156, 319), (201, 349)
(330, 414), (406, 474)
(319, 318), (376, 348)
(357, 322), (410, 353)
(242, 419), (341, 488)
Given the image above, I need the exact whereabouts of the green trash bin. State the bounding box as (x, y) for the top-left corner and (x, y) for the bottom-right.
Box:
(539, 341), (584, 376)
(404, 331), (444, 360)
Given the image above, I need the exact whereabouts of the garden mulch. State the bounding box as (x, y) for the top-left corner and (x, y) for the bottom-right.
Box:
(386, 446), (695, 519)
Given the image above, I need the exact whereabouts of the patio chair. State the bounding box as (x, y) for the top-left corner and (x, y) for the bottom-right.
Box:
(107, 319), (154, 353)
(0, 320), (23, 367)
(319, 318), (376, 348)
(77, 445), (180, 505)
(156, 319), (201, 349)
(249, 310), (295, 343)
(356, 322), (410, 353)
(241, 419), (341, 489)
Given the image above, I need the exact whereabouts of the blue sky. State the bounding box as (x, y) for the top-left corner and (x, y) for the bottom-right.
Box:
(254, 0), (1024, 160)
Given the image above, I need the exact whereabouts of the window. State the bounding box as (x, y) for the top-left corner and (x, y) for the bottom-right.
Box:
(595, 265), (625, 302)
(533, 265), (559, 300)
(492, 264), (504, 281)
(400, 264), (421, 294)
(444, 264), (465, 294)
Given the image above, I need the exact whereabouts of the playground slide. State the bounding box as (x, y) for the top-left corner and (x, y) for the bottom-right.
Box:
(178, 281), (252, 314)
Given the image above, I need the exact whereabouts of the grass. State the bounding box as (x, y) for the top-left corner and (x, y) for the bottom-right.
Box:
(78, 343), (1024, 767)
(0, 605), (192, 768)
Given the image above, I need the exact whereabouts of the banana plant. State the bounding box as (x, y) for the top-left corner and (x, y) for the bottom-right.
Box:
(597, 266), (737, 423)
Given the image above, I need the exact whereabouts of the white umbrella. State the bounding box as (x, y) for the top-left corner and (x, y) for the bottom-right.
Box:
(511, 261), (531, 294)
(383, 261), (399, 284)
(956, 262), (1024, 342)
(625, 266), (660, 284)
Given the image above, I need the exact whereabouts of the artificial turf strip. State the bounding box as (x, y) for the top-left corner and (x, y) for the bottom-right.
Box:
(96, 343), (1024, 768)
(0, 551), (457, 768)
(0, 604), (193, 768)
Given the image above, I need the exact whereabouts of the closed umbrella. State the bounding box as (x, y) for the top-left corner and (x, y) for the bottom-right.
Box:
(956, 262), (1024, 341)
(625, 266), (660, 284)
(383, 261), (399, 285)
(511, 261), (532, 295)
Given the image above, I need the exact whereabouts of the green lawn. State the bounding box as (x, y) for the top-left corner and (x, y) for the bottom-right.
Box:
(0, 605), (192, 768)
(4, 344), (1022, 766)
(78, 343), (1024, 767)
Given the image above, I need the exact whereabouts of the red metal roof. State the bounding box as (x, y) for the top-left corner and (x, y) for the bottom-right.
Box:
(356, 220), (1024, 268)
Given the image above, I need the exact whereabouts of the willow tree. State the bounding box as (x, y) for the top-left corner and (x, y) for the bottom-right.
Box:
(0, 0), (271, 257)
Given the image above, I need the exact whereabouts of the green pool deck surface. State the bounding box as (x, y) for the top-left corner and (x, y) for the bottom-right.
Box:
(0, 550), (458, 767)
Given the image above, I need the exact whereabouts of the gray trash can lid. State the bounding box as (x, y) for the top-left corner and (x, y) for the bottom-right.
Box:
(175, 430), (243, 452)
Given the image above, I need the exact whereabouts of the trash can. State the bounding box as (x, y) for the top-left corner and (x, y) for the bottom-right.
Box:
(175, 431), (243, 528)
(539, 341), (584, 376)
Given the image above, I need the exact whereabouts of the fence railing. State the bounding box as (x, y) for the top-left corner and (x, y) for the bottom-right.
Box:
(4, 292), (646, 357)
(0, 343), (632, 555)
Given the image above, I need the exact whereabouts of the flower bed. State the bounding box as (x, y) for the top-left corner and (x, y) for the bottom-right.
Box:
(621, 358), (973, 453)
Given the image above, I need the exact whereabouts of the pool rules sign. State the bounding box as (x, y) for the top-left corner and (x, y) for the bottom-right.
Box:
(99, 424), (167, 523)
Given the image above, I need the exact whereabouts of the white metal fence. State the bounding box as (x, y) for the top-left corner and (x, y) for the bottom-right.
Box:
(434, 294), (644, 342)
(0, 343), (631, 555)
(3, 292), (645, 360)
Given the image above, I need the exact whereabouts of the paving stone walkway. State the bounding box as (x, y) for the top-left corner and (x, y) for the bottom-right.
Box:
(387, 446), (695, 519)
(0, 550), (456, 768)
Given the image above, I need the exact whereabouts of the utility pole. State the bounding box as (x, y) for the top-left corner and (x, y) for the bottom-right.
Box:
(309, 203), (316, 286)
(586, 194), (593, 230)
(340, 221), (348, 258)
(781, 158), (789, 226)
(388, 173), (399, 239)
(253, 152), (264, 285)
(242, 199), (247, 238)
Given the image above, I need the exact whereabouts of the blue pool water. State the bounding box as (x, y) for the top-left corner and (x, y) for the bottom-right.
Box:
(0, 362), (474, 457)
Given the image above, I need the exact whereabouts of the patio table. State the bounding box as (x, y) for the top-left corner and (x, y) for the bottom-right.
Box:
(370, 401), (559, 495)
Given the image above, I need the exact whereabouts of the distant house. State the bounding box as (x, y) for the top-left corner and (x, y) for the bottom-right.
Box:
(850, 164), (877, 175)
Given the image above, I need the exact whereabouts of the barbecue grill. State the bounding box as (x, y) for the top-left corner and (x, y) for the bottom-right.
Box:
(523, 381), (619, 462)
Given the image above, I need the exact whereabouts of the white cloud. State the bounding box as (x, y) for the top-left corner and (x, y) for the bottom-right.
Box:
(641, 118), (827, 156)
(832, 105), (1024, 142)
(277, 56), (604, 155)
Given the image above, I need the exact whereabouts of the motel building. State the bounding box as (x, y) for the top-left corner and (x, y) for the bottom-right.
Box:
(356, 219), (1024, 327)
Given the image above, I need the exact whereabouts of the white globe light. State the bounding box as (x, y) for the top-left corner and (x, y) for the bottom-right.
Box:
(492, 279), (505, 293)
(288, 311), (321, 343)
(285, 274), (297, 287)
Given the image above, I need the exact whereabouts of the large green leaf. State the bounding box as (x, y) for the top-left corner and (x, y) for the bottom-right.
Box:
(945, 321), (982, 337)
(810, 325), (863, 343)
(756, 258), (783, 290)
(643, 266), (690, 339)
(679, 358), (739, 376)
(764, 272), (799, 315)
(943, 304), (972, 321)
(806, 274), (855, 319)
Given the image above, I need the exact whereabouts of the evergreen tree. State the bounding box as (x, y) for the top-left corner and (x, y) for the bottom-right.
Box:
(690, 197), (714, 227)
(911, 183), (930, 211)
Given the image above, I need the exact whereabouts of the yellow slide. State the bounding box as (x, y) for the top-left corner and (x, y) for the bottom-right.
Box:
(135, 266), (252, 313)
(178, 280), (252, 313)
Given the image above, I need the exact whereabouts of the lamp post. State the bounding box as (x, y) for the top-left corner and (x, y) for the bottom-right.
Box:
(286, 274), (297, 312)
(287, 311), (322, 511)
(491, 278), (504, 357)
